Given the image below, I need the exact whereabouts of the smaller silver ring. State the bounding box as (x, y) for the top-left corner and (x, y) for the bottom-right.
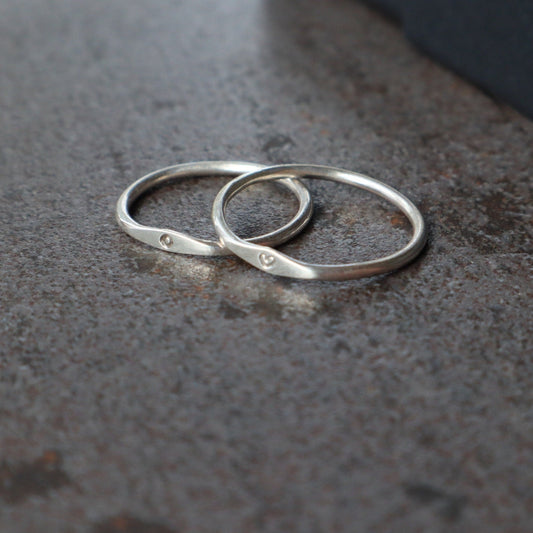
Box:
(116, 161), (313, 256)
(212, 164), (427, 280)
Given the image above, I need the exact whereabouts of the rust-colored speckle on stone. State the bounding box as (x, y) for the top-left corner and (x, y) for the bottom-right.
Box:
(0, 450), (70, 504)
(93, 515), (177, 533)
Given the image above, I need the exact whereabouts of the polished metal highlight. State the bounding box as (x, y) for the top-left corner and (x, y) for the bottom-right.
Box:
(212, 164), (427, 280)
(116, 161), (313, 256)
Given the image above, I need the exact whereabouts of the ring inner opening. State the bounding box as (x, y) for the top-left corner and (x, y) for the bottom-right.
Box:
(228, 178), (413, 264)
(133, 176), (300, 241)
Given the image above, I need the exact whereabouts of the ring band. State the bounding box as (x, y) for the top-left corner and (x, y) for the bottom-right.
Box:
(116, 161), (313, 256)
(212, 164), (427, 280)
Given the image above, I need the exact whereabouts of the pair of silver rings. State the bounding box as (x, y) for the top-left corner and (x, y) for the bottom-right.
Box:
(116, 161), (427, 281)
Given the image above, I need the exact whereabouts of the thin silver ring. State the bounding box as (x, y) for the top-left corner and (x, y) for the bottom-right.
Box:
(116, 161), (313, 256)
(212, 164), (427, 280)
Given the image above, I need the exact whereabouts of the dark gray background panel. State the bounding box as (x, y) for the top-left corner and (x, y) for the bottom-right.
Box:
(363, 0), (533, 119)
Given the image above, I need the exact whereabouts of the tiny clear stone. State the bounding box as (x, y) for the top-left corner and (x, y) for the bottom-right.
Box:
(160, 234), (173, 247)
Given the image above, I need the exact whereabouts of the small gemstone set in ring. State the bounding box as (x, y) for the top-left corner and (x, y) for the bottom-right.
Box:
(116, 161), (427, 281)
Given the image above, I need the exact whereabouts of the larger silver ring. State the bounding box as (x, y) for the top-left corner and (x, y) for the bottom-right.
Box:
(212, 164), (427, 280)
(116, 161), (313, 256)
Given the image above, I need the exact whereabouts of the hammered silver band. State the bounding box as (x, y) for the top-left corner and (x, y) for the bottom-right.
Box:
(212, 164), (427, 280)
(116, 161), (313, 256)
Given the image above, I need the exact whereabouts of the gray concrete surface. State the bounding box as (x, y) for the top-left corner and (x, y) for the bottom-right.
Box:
(1, 0), (532, 532)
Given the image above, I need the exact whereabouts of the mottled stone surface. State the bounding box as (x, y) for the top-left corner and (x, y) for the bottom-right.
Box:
(0, 1), (532, 532)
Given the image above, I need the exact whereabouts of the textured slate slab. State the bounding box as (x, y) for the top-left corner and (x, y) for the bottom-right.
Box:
(0, 0), (532, 532)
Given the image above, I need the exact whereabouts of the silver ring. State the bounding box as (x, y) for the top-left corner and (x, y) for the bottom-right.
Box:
(116, 161), (313, 256)
(212, 164), (427, 280)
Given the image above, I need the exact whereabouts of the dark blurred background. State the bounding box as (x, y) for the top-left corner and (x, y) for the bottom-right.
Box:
(364, 0), (533, 119)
